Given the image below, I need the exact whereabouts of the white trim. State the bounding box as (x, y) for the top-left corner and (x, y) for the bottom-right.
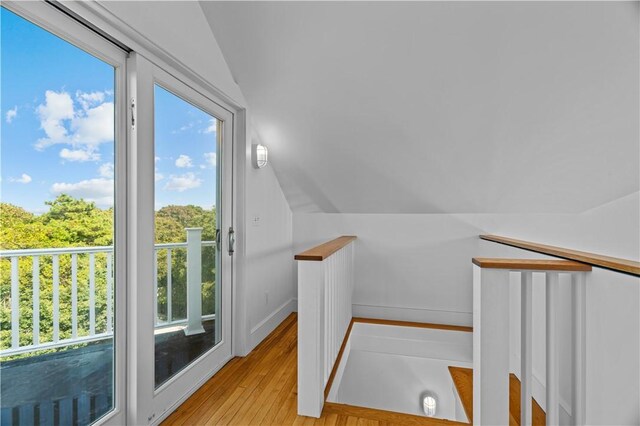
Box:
(352, 303), (472, 327)
(248, 298), (297, 351)
(232, 109), (249, 357)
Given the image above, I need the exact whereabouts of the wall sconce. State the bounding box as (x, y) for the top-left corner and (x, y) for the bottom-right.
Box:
(252, 143), (268, 169)
(420, 391), (437, 417)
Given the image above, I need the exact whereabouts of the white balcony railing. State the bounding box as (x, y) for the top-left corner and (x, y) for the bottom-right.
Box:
(0, 228), (215, 356)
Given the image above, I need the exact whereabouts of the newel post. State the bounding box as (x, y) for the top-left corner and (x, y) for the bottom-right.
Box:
(297, 260), (325, 417)
(185, 228), (205, 335)
(472, 262), (510, 425)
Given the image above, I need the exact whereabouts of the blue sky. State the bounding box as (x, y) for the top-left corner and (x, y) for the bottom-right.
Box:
(1, 7), (217, 213)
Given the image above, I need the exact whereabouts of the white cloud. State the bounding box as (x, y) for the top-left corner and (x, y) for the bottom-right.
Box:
(180, 122), (194, 132)
(36, 91), (74, 147)
(35, 90), (113, 150)
(155, 172), (165, 182)
(60, 148), (100, 162)
(98, 162), (114, 178)
(203, 118), (217, 134)
(175, 154), (193, 168)
(163, 172), (201, 192)
(51, 178), (114, 208)
(9, 173), (32, 184)
(5, 106), (17, 123)
(76, 91), (105, 110)
(71, 101), (114, 145)
(204, 152), (217, 168)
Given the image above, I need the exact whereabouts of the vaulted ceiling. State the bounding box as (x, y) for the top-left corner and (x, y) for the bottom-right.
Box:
(201, 1), (639, 213)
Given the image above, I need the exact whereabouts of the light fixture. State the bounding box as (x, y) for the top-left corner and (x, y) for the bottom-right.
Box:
(421, 391), (437, 417)
(252, 143), (268, 169)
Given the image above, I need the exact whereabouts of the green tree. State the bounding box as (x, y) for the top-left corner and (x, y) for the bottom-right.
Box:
(41, 195), (113, 247)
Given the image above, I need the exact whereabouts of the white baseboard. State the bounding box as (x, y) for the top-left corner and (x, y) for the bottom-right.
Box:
(352, 303), (472, 327)
(248, 298), (296, 351)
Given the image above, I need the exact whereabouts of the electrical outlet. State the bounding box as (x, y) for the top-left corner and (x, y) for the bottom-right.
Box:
(252, 216), (261, 227)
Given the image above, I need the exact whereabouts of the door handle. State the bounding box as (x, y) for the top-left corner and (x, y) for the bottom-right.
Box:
(228, 227), (235, 255)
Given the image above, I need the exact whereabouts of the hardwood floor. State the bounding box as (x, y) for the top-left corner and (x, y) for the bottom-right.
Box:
(162, 313), (465, 425)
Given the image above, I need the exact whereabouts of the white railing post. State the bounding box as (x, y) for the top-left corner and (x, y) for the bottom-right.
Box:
(185, 228), (205, 335)
(546, 272), (560, 425)
(521, 271), (533, 426)
(89, 253), (96, 336)
(167, 248), (172, 323)
(106, 252), (113, 334)
(571, 272), (586, 425)
(10, 257), (19, 348)
(298, 260), (325, 418)
(472, 264), (510, 426)
(71, 253), (78, 339)
(52, 255), (60, 343)
(32, 256), (40, 346)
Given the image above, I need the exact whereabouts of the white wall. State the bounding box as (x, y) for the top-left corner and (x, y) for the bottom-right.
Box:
(293, 192), (640, 424)
(244, 127), (295, 351)
(98, 1), (296, 355)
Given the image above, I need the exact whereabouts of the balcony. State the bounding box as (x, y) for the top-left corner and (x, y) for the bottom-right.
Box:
(0, 229), (216, 425)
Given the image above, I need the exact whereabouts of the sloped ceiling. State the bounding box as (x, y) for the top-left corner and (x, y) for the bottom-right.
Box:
(201, 1), (639, 213)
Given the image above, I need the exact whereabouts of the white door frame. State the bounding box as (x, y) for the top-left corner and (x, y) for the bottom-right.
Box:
(127, 52), (235, 425)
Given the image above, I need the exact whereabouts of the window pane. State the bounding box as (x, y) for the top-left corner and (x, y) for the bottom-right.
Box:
(153, 84), (220, 389)
(1, 7), (116, 425)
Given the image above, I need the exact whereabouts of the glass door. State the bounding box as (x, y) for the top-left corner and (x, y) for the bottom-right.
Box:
(127, 53), (233, 424)
(0, 2), (127, 425)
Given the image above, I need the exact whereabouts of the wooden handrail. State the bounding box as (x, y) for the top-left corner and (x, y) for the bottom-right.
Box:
(295, 236), (357, 261)
(472, 258), (592, 271)
(480, 235), (640, 276)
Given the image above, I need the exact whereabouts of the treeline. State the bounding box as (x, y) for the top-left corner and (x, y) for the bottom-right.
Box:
(0, 195), (216, 352)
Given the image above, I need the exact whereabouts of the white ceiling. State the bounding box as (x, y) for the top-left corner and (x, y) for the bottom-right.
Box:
(201, 1), (639, 214)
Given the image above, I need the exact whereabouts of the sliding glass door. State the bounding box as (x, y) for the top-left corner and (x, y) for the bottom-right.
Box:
(128, 53), (233, 424)
(0, 2), (127, 425)
(1, 4), (235, 425)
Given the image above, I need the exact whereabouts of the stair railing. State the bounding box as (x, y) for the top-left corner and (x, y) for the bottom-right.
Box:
(295, 236), (356, 418)
(474, 235), (640, 425)
(472, 258), (591, 425)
